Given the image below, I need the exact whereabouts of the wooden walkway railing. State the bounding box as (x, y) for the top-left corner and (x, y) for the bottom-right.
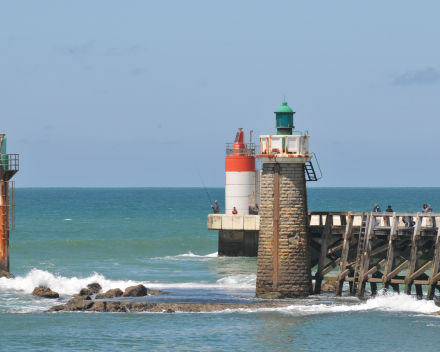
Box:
(308, 211), (440, 299)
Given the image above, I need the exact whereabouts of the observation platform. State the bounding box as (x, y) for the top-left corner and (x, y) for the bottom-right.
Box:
(0, 154), (19, 181)
(255, 134), (312, 163)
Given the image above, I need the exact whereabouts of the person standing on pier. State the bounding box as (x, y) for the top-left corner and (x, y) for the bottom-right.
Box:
(252, 203), (259, 215)
(232, 207), (238, 214)
(373, 204), (381, 226)
(211, 200), (220, 214)
(385, 205), (393, 226)
(403, 212), (415, 227)
(422, 204), (433, 213)
(422, 204), (434, 226)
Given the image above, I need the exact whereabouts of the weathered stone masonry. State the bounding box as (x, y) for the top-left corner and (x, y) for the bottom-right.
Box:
(256, 163), (312, 297)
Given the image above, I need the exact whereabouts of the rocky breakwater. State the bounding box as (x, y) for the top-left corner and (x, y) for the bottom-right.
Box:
(47, 284), (285, 313)
(32, 287), (60, 298)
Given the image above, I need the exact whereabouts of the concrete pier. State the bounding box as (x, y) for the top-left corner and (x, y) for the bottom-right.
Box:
(207, 215), (259, 256)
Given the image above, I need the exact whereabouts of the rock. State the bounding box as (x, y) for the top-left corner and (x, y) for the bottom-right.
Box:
(64, 301), (94, 311)
(0, 270), (15, 279)
(32, 287), (59, 298)
(79, 288), (93, 296)
(48, 305), (65, 312)
(66, 295), (91, 306)
(46, 301), (286, 314)
(88, 301), (106, 312)
(256, 292), (285, 299)
(433, 310), (440, 314)
(96, 288), (123, 299)
(122, 284), (148, 297)
(87, 283), (102, 294)
(148, 289), (165, 296)
(321, 281), (338, 292)
(106, 302), (126, 312)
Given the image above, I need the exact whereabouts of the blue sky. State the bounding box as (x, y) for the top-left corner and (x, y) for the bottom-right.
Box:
(1, 1), (439, 187)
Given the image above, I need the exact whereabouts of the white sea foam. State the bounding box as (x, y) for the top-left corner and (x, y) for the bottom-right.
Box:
(233, 291), (440, 316)
(178, 251), (218, 258)
(153, 251), (219, 260)
(0, 269), (140, 296)
(64, 219), (72, 221)
(0, 269), (255, 296)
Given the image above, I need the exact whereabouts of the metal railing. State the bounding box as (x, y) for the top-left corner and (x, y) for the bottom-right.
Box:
(310, 152), (323, 180)
(259, 135), (309, 155)
(226, 143), (255, 156)
(308, 211), (439, 228)
(0, 154), (19, 171)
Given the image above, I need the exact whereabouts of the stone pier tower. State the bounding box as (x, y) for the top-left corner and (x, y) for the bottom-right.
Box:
(255, 101), (313, 297)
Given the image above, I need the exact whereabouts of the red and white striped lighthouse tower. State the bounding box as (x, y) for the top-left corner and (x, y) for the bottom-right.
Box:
(225, 128), (258, 215)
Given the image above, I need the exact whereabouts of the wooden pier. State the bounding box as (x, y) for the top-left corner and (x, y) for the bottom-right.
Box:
(309, 211), (440, 299)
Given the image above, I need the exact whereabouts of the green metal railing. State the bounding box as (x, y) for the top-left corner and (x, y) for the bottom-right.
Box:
(0, 154), (19, 171)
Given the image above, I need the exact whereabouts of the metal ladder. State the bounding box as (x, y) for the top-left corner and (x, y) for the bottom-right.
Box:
(304, 162), (318, 181)
(350, 212), (369, 292)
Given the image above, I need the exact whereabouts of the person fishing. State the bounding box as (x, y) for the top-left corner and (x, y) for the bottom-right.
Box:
(422, 204), (433, 213)
(211, 200), (220, 214)
(402, 212), (415, 227)
(385, 205), (393, 226)
(196, 167), (216, 212)
(373, 204), (381, 226)
(422, 203), (434, 226)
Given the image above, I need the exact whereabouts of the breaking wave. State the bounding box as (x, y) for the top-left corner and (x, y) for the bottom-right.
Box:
(1, 271), (439, 317)
(178, 251), (218, 258)
(0, 268), (255, 296)
(152, 251), (219, 260)
(238, 291), (440, 316)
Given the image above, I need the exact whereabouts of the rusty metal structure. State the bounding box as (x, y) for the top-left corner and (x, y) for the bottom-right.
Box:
(310, 211), (440, 299)
(0, 134), (19, 273)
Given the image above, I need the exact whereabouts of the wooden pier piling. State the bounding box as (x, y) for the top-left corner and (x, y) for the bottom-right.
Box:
(309, 211), (440, 300)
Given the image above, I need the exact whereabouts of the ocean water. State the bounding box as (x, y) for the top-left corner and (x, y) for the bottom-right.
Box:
(1, 187), (440, 351)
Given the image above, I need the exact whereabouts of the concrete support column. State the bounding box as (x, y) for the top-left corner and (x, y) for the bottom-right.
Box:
(256, 162), (312, 297)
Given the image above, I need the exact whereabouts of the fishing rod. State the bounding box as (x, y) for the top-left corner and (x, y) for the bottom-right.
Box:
(196, 167), (213, 207)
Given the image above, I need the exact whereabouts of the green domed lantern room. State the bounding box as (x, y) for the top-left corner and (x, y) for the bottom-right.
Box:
(275, 100), (295, 135)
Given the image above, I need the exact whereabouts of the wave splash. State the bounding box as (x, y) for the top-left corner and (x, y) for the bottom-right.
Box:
(0, 268), (256, 296)
(178, 251), (218, 258)
(153, 251), (219, 260)
(1, 271), (439, 317)
(243, 291), (440, 316)
(0, 269), (139, 296)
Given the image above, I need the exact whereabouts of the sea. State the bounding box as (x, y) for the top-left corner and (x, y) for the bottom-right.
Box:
(1, 187), (440, 351)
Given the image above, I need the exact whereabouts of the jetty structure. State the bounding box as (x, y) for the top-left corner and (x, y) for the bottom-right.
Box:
(0, 134), (19, 274)
(207, 102), (440, 299)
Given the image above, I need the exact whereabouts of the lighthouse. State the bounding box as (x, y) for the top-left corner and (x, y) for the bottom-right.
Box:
(225, 128), (258, 215)
(255, 101), (314, 297)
